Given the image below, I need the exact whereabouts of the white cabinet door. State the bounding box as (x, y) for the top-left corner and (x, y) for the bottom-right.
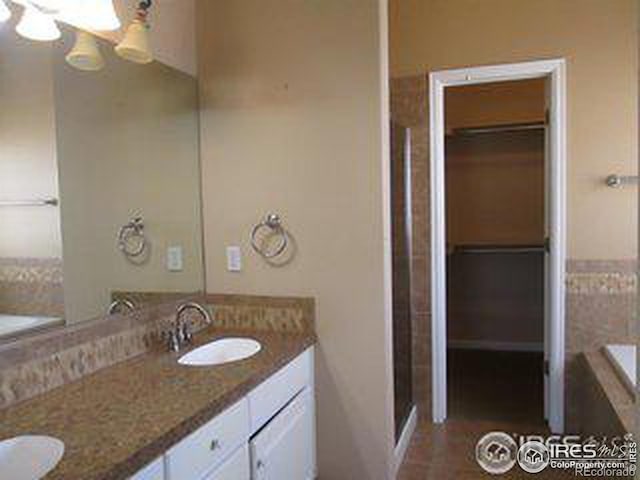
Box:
(250, 388), (314, 480)
(203, 445), (250, 480)
(248, 348), (312, 435)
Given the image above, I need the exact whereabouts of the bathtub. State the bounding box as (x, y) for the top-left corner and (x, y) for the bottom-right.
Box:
(604, 344), (636, 395)
(0, 314), (63, 339)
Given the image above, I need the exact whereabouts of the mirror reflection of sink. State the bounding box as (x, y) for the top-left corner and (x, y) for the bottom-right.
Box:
(0, 436), (64, 480)
(178, 338), (262, 366)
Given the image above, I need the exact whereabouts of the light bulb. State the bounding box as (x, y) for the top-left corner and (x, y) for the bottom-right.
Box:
(16, 4), (61, 41)
(60, 0), (120, 32)
(0, 0), (11, 23)
(28, 0), (65, 15)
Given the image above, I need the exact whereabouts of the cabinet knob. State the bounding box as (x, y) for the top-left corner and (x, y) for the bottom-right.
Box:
(210, 439), (220, 451)
(257, 459), (265, 469)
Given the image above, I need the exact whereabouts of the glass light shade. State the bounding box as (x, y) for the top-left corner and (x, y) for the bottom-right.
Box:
(66, 30), (104, 71)
(28, 0), (66, 14)
(0, 0), (11, 23)
(60, 0), (120, 31)
(16, 5), (61, 41)
(115, 19), (153, 64)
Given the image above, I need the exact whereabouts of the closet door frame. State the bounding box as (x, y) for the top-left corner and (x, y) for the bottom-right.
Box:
(428, 59), (567, 434)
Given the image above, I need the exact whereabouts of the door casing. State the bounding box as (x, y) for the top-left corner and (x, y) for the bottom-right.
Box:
(428, 59), (567, 433)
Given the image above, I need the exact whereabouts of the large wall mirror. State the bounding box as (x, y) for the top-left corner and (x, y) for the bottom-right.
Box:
(0, 22), (204, 342)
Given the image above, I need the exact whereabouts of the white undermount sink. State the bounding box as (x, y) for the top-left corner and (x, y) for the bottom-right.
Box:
(178, 337), (262, 366)
(0, 436), (64, 480)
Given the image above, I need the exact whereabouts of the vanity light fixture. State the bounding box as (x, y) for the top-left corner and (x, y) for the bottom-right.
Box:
(115, 0), (153, 64)
(16, 3), (61, 41)
(6, 0), (155, 72)
(65, 30), (104, 71)
(0, 0), (11, 22)
(58, 0), (120, 32)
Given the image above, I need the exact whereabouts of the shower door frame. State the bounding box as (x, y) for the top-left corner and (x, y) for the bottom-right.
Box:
(428, 59), (567, 433)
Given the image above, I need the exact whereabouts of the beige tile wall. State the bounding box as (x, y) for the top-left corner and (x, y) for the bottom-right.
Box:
(391, 75), (431, 421)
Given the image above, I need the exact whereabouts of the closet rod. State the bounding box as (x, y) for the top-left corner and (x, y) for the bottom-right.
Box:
(451, 121), (545, 136)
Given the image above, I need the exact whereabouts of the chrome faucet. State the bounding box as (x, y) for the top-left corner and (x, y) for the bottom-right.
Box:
(165, 302), (212, 352)
(107, 298), (136, 315)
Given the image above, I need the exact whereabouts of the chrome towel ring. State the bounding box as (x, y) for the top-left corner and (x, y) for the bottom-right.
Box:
(250, 213), (288, 259)
(117, 216), (148, 258)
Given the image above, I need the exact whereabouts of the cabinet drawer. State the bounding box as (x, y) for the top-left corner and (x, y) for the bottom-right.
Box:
(129, 457), (164, 480)
(202, 444), (250, 480)
(248, 348), (313, 434)
(166, 398), (249, 480)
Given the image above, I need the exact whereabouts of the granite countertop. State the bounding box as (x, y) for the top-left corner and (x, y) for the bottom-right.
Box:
(0, 327), (316, 479)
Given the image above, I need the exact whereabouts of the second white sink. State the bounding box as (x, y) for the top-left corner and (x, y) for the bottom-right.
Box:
(0, 435), (64, 480)
(178, 338), (261, 366)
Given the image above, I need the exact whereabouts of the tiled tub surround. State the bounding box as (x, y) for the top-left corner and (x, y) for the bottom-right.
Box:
(391, 74), (637, 432)
(581, 349), (635, 437)
(0, 294), (315, 410)
(566, 260), (637, 432)
(0, 257), (64, 318)
(0, 325), (316, 479)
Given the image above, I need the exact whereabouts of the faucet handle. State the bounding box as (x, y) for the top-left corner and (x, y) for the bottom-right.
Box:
(163, 329), (180, 352)
(180, 322), (193, 344)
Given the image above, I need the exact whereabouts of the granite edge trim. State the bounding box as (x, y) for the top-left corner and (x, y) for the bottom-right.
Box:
(583, 350), (635, 435)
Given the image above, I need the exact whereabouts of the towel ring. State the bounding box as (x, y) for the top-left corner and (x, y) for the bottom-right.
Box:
(250, 213), (288, 259)
(117, 216), (148, 258)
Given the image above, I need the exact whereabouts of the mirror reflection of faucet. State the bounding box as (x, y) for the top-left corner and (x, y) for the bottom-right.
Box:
(107, 298), (136, 316)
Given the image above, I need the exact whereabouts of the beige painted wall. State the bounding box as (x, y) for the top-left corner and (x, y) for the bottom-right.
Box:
(54, 31), (203, 324)
(197, 0), (394, 478)
(390, 0), (638, 260)
(0, 26), (62, 259)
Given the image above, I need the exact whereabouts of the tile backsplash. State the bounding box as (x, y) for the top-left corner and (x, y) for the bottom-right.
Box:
(0, 294), (315, 410)
(0, 257), (64, 317)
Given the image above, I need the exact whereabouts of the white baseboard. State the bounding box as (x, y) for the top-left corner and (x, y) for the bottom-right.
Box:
(448, 340), (544, 352)
(392, 405), (417, 477)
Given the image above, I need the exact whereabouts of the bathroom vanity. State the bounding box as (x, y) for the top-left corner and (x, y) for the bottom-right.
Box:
(0, 317), (316, 480)
(132, 348), (315, 480)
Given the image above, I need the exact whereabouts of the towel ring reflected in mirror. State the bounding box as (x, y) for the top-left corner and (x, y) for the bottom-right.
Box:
(250, 213), (289, 259)
(117, 216), (148, 259)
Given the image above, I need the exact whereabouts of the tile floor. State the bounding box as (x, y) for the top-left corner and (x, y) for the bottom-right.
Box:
(448, 349), (544, 424)
(397, 350), (616, 479)
(397, 420), (588, 479)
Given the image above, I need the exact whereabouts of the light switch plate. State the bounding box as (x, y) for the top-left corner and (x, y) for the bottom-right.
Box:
(167, 246), (183, 272)
(226, 246), (242, 272)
